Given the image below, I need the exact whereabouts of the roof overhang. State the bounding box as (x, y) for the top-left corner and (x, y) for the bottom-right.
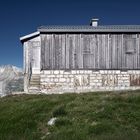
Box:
(20, 31), (40, 43)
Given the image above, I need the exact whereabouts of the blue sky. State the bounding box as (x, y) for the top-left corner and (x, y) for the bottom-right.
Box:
(0, 0), (140, 68)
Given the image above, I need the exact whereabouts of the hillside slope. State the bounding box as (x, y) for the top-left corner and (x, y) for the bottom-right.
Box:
(0, 65), (23, 96)
(0, 91), (140, 140)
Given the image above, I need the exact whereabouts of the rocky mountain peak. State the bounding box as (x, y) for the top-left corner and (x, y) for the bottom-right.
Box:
(0, 65), (24, 97)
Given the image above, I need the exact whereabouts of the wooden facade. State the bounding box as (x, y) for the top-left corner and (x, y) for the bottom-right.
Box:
(41, 33), (140, 70)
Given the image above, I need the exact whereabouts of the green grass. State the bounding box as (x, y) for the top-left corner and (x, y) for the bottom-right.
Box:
(0, 91), (140, 140)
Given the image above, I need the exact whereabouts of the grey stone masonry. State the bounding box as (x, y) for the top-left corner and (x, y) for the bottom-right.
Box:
(39, 70), (140, 94)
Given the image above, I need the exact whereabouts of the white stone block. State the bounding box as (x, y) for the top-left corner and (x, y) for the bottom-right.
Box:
(122, 74), (129, 76)
(97, 74), (102, 76)
(98, 79), (102, 82)
(100, 70), (105, 74)
(71, 70), (77, 74)
(69, 75), (74, 78)
(64, 71), (71, 74)
(76, 70), (80, 74)
(44, 71), (51, 74)
(50, 78), (54, 82)
(87, 70), (92, 74)
(54, 71), (60, 74)
(131, 71), (136, 74)
(108, 70), (113, 74)
(90, 77), (96, 80)
(59, 78), (66, 82)
(54, 78), (59, 82)
(44, 78), (51, 82)
(115, 70), (120, 74)
(71, 78), (74, 82)
(47, 75), (55, 78)
(92, 71), (99, 74)
(119, 87), (126, 90)
(106, 70), (110, 74)
(97, 76), (102, 80)
(40, 79), (44, 82)
(121, 71), (128, 74)
(64, 75), (69, 78)
(66, 78), (71, 83)
(121, 77), (129, 80)
(135, 70), (140, 74)
(90, 83), (96, 86)
(79, 70), (84, 74)
(93, 80), (99, 82)
(127, 70), (133, 74)
(96, 83), (102, 86)
(91, 74), (97, 77)
(40, 75), (46, 78)
(60, 71), (64, 74)
(40, 71), (44, 74)
(56, 75), (63, 78)
(84, 70), (89, 74)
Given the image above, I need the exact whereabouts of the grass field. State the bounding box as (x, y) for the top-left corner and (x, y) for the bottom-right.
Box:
(0, 91), (140, 140)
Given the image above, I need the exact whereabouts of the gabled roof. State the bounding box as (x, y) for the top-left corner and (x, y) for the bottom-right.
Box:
(38, 25), (140, 32)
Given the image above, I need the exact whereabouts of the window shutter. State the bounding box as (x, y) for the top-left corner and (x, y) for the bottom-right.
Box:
(124, 34), (136, 54)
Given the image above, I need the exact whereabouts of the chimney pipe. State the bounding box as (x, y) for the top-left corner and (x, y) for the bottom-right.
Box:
(91, 18), (99, 27)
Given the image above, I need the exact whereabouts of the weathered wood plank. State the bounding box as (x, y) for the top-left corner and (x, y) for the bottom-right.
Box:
(45, 35), (50, 69)
(40, 33), (139, 70)
(117, 35), (122, 69)
(61, 34), (66, 69)
(51, 34), (54, 69)
(41, 35), (46, 69)
(138, 34), (140, 68)
(65, 34), (70, 69)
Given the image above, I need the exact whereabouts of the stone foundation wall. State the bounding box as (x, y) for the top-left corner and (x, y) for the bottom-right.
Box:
(40, 70), (140, 94)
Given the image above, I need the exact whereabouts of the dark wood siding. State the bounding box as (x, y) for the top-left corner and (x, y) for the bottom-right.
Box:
(41, 33), (140, 70)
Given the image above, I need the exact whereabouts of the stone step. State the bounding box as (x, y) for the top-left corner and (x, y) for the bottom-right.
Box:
(31, 74), (40, 77)
(28, 86), (41, 93)
(30, 83), (40, 86)
(30, 80), (40, 84)
(31, 76), (40, 78)
(31, 75), (40, 77)
(30, 80), (40, 82)
(29, 87), (40, 90)
(31, 73), (40, 75)
(30, 79), (40, 82)
(29, 75), (40, 90)
(29, 85), (40, 89)
(30, 74), (40, 82)
(31, 77), (40, 79)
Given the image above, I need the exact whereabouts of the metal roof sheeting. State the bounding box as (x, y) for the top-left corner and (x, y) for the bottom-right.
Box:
(20, 25), (140, 42)
(38, 25), (140, 32)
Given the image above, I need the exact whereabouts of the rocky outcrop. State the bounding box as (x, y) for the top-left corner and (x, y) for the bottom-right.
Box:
(0, 65), (23, 97)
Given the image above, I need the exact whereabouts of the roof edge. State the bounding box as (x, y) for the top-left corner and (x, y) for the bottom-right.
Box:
(37, 25), (140, 33)
(20, 31), (40, 42)
(38, 29), (140, 33)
